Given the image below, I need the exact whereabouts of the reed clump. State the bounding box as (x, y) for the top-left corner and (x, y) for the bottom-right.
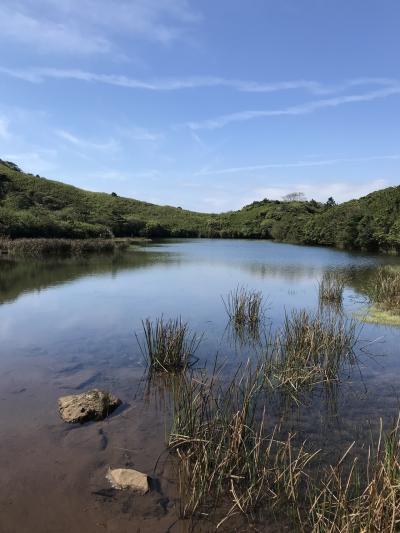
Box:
(223, 286), (263, 335)
(318, 270), (344, 306)
(368, 266), (400, 314)
(137, 317), (201, 373)
(169, 363), (317, 525)
(264, 309), (358, 398)
(169, 360), (400, 530)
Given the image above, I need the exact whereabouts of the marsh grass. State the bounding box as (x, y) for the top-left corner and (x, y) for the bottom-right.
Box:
(318, 270), (344, 307)
(0, 237), (119, 257)
(169, 360), (400, 530)
(223, 286), (263, 327)
(264, 309), (358, 401)
(137, 317), (201, 373)
(223, 287), (264, 345)
(169, 362), (318, 525)
(368, 266), (400, 315)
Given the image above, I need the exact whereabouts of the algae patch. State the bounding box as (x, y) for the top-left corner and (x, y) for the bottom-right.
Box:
(355, 306), (400, 327)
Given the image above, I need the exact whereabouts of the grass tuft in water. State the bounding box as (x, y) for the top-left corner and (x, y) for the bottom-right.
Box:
(264, 309), (358, 399)
(318, 270), (344, 306)
(222, 286), (262, 332)
(368, 266), (400, 315)
(137, 317), (201, 373)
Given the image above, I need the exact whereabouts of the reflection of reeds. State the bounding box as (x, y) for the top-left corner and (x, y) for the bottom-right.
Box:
(137, 317), (201, 373)
(369, 266), (400, 314)
(318, 271), (344, 307)
(264, 309), (358, 401)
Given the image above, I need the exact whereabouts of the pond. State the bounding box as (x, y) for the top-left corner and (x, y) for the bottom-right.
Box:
(0, 239), (399, 532)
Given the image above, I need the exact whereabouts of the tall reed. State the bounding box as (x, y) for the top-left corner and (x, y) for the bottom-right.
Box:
(223, 286), (263, 326)
(318, 270), (344, 306)
(137, 317), (201, 373)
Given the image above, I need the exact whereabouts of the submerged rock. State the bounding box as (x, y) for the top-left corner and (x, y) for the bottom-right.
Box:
(58, 389), (121, 423)
(106, 468), (150, 494)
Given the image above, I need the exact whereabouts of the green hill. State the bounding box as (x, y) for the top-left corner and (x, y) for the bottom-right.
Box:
(0, 159), (399, 253)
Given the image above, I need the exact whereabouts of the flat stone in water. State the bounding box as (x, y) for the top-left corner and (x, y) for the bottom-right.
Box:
(58, 389), (121, 423)
(106, 468), (150, 494)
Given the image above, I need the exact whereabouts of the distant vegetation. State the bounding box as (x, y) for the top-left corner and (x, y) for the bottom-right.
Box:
(1, 159), (399, 254)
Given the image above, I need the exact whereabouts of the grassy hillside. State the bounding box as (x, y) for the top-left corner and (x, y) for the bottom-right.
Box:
(0, 160), (213, 238)
(0, 159), (399, 253)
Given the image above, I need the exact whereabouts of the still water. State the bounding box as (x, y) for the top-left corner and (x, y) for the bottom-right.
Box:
(0, 239), (399, 532)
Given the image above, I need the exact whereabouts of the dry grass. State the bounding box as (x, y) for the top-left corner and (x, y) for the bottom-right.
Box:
(137, 317), (201, 373)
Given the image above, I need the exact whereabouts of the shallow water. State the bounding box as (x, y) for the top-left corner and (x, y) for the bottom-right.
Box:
(0, 239), (399, 532)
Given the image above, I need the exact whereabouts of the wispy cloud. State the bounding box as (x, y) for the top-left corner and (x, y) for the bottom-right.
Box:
(0, 67), (397, 97)
(0, 5), (111, 55)
(56, 129), (120, 151)
(118, 126), (164, 142)
(0, 117), (10, 139)
(195, 154), (400, 176)
(0, 0), (200, 56)
(188, 85), (400, 129)
(2, 150), (57, 174)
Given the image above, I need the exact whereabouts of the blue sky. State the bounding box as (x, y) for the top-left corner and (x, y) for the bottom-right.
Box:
(0, 0), (399, 212)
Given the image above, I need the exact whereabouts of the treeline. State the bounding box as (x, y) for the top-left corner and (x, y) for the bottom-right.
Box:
(0, 160), (399, 254)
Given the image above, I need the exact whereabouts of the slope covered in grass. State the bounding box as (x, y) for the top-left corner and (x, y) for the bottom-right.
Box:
(0, 160), (215, 238)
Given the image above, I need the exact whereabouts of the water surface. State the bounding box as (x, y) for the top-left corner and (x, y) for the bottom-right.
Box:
(1, 239), (399, 532)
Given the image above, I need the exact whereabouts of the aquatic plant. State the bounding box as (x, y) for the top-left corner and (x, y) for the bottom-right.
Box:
(169, 359), (400, 531)
(318, 270), (344, 306)
(223, 286), (263, 331)
(264, 309), (358, 400)
(137, 317), (201, 373)
(169, 362), (317, 524)
(368, 266), (400, 314)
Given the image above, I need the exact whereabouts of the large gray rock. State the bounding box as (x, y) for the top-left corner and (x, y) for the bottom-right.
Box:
(58, 389), (121, 423)
(106, 468), (149, 494)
